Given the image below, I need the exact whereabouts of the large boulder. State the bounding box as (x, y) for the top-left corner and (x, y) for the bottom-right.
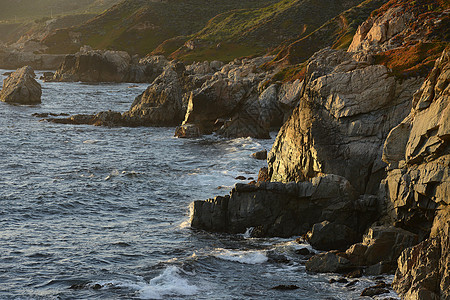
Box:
(190, 174), (381, 238)
(0, 66), (41, 104)
(268, 48), (424, 195)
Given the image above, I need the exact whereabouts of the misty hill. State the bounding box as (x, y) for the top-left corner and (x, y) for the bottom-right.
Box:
(0, 0), (120, 21)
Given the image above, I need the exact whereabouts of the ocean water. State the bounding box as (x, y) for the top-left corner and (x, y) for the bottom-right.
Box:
(0, 70), (399, 299)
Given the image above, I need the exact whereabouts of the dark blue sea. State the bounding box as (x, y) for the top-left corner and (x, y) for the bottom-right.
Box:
(0, 70), (399, 299)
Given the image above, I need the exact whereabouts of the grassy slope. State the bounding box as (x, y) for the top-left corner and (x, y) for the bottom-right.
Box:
(168, 0), (365, 62)
(41, 0), (280, 55)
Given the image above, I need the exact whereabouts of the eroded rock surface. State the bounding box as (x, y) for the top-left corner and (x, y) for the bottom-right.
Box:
(268, 48), (423, 194)
(381, 47), (450, 300)
(382, 47), (450, 236)
(0, 66), (41, 104)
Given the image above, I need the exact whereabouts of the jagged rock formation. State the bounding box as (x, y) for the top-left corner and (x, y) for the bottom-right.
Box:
(267, 47), (423, 194)
(176, 56), (294, 139)
(382, 47), (449, 237)
(348, 0), (449, 54)
(191, 174), (380, 238)
(380, 48), (449, 299)
(122, 61), (187, 126)
(46, 55), (299, 138)
(0, 66), (41, 104)
(393, 206), (449, 299)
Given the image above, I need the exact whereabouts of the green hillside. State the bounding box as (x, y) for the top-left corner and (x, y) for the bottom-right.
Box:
(42, 0), (280, 55)
(165, 0), (365, 62)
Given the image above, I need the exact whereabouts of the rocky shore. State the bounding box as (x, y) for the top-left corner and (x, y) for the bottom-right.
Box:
(189, 1), (449, 298)
(4, 0), (446, 298)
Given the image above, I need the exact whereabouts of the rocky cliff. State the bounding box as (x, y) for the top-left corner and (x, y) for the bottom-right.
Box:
(267, 47), (423, 194)
(382, 47), (449, 299)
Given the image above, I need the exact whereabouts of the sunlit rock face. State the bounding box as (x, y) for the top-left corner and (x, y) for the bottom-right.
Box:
(268, 48), (423, 195)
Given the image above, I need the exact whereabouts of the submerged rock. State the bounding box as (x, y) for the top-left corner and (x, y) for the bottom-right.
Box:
(0, 66), (41, 104)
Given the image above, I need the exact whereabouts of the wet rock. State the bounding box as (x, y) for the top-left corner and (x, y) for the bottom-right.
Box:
(235, 176), (246, 180)
(174, 124), (200, 138)
(344, 269), (362, 278)
(345, 280), (359, 287)
(329, 278), (348, 284)
(305, 251), (352, 273)
(0, 66), (41, 104)
(308, 221), (358, 251)
(40, 72), (54, 81)
(295, 247), (312, 256)
(252, 150), (267, 160)
(191, 174), (364, 237)
(360, 282), (390, 297)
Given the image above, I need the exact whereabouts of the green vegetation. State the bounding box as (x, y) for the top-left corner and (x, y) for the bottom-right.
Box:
(170, 0), (365, 62)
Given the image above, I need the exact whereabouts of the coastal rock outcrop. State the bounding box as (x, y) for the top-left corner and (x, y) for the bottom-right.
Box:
(190, 174), (380, 238)
(0, 66), (41, 104)
(176, 56), (291, 139)
(52, 47), (170, 83)
(268, 47), (423, 194)
(122, 62), (186, 126)
(306, 225), (418, 274)
(0, 51), (65, 70)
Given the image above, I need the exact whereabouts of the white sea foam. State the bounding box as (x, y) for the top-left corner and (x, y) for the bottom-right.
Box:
(242, 227), (254, 238)
(213, 248), (268, 264)
(140, 266), (198, 299)
(91, 266), (198, 300)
